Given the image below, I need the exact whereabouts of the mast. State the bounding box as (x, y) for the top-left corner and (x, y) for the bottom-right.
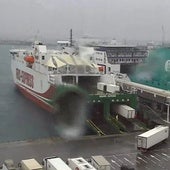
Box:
(162, 25), (165, 46)
(70, 29), (73, 47)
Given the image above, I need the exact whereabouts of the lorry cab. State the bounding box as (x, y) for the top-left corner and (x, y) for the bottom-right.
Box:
(19, 159), (42, 170)
(42, 157), (71, 170)
(1, 159), (16, 170)
(42, 156), (58, 169)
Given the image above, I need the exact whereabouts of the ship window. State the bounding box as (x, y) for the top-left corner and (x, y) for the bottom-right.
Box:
(84, 165), (90, 168)
(42, 56), (45, 60)
(108, 67), (111, 71)
(48, 67), (52, 71)
(78, 159), (84, 163)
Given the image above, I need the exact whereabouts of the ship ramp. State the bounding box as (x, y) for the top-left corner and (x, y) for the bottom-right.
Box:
(87, 118), (121, 136)
(117, 116), (148, 132)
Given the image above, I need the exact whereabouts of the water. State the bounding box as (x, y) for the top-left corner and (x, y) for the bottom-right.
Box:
(0, 45), (60, 142)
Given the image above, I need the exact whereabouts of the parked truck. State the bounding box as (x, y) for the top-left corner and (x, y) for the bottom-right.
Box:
(67, 157), (96, 170)
(114, 104), (135, 119)
(137, 125), (169, 151)
(19, 159), (42, 170)
(43, 157), (71, 170)
(1, 159), (16, 170)
(91, 155), (111, 170)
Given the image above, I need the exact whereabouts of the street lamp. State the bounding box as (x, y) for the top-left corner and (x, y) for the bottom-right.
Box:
(165, 97), (170, 123)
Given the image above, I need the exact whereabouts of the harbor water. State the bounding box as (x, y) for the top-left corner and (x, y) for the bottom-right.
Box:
(0, 45), (95, 143)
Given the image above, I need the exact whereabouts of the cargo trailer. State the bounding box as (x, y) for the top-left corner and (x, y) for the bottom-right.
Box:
(43, 157), (71, 170)
(1, 159), (15, 170)
(67, 157), (96, 170)
(137, 125), (169, 150)
(114, 105), (135, 119)
(91, 155), (111, 170)
(20, 159), (42, 170)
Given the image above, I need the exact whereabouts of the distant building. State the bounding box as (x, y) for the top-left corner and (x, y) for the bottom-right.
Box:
(92, 44), (148, 73)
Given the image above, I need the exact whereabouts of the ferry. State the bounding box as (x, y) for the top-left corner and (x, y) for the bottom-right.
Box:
(10, 41), (137, 137)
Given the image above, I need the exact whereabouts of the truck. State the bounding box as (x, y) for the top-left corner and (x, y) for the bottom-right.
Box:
(91, 155), (111, 170)
(1, 159), (16, 170)
(137, 125), (169, 150)
(19, 159), (42, 170)
(43, 157), (71, 170)
(114, 104), (135, 119)
(67, 157), (96, 170)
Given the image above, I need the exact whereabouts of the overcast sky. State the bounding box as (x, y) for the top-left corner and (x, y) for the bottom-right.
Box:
(0, 0), (170, 42)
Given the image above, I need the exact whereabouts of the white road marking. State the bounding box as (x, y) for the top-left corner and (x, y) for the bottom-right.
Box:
(162, 153), (170, 158)
(150, 154), (161, 162)
(112, 155), (124, 164)
(137, 156), (147, 163)
(110, 164), (116, 170)
(150, 159), (157, 164)
(154, 153), (167, 161)
(124, 157), (135, 166)
(141, 155), (157, 164)
(135, 159), (141, 164)
(111, 159), (121, 167)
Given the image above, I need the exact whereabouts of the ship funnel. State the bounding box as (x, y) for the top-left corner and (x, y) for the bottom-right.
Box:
(53, 85), (88, 139)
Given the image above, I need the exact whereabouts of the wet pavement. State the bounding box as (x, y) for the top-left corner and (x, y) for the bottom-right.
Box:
(106, 148), (170, 170)
(0, 132), (170, 170)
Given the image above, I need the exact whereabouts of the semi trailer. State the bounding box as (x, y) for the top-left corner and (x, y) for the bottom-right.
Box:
(137, 125), (169, 151)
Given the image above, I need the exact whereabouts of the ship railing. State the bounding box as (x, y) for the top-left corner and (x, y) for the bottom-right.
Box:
(53, 70), (100, 75)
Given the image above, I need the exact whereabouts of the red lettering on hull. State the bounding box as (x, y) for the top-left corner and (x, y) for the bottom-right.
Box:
(16, 68), (34, 88)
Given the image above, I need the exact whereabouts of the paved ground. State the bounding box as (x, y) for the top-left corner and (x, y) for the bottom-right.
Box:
(0, 132), (170, 170)
(106, 148), (170, 170)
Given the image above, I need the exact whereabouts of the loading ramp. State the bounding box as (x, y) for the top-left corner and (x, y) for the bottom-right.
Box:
(87, 118), (121, 136)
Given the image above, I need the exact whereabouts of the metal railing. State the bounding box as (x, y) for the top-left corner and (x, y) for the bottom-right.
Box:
(86, 120), (105, 136)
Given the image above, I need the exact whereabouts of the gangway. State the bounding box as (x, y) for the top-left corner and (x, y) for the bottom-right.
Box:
(115, 78), (170, 103)
(115, 77), (170, 122)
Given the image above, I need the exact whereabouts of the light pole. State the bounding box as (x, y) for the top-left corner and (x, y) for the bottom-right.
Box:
(167, 104), (169, 123)
(165, 97), (170, 123)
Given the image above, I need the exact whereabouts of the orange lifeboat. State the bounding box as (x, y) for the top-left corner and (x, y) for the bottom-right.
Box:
(24, 56), (35, 64)
(98, 66), (105, 72)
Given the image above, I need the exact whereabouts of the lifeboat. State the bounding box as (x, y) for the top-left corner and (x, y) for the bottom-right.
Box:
(24, 56), (35, 64)
(98, 66), (105, 72)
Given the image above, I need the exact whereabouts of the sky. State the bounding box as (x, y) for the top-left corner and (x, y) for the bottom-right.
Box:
(0, 0), (170, 43)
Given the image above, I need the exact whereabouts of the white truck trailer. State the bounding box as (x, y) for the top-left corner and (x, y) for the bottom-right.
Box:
(20, 159), (42, 170)
(43, 157), (71, 170)
(137, 125), (169, 150)
(91, 155), (111, 170)
(67, 157), (96, 170)
(1, 159), (16, 170)
(114, 105), (135, 119)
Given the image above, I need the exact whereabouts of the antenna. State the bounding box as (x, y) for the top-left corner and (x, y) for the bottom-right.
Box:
(70, 29), (73, 47)
(34, 29), (40, 41)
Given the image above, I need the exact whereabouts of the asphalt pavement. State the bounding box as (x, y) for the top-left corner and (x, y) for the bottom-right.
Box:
(0, 132), (170, 170)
